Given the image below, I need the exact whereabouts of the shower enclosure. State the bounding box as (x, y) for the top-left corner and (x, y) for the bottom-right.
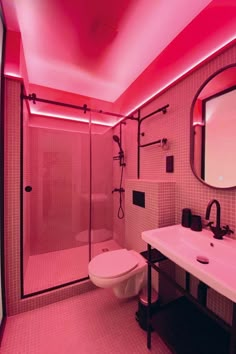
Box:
(21, 92), (113, 296)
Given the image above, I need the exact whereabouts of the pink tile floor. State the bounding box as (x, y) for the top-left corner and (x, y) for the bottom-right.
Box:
(1, 287), (171, 353)
(24, 240), (121, 294)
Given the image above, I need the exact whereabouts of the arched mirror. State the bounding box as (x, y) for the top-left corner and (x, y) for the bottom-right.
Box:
(190, 64), (236, 189)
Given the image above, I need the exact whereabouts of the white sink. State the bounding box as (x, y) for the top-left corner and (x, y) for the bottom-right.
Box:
(142, 224), (236, 302)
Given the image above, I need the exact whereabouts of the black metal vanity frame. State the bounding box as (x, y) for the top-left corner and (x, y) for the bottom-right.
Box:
(146, 244), (236, 354)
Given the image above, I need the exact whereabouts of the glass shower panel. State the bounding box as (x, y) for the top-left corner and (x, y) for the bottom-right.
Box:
(23, 110), (90, 295)
(90, 124), (114, 258)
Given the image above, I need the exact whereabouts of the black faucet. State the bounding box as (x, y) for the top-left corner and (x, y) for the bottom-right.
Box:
(205, 199), (233, 239)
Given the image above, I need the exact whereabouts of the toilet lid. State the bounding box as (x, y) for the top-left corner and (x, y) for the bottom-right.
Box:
(88, 249), (138, 279)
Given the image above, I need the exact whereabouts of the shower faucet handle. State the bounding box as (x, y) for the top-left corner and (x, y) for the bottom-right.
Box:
(222, 225), (234, 235)
(112, 188), (119, 193)
(112, 188), (125, 193)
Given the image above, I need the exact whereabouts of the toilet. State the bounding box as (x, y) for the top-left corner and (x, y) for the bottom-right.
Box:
(88, 249), (147, 298)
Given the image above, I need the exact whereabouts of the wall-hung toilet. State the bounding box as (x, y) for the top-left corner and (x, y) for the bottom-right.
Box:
(88, 249), (146, 298)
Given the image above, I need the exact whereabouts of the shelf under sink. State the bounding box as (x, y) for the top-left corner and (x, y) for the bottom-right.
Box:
(152, 296), (230, 354)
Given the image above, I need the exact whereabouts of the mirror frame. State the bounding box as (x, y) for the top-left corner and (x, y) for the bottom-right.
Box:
(190, 63), (236, 190)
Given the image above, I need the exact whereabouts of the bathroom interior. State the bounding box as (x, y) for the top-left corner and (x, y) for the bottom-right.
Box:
(0, 0), (236, 353)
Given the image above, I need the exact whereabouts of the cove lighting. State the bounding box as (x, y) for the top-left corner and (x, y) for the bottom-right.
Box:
(4, 71), (22, 78)
(193, 121), (204, 126)
(30, 110), (114, 127)
(121, 36), (236, 124)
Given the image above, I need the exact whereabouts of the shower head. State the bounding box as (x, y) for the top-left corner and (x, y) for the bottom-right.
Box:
(113, 135), (123, 154)
(112, 134), (125, 166)
(113, 135), (123, 149)
(113, 135), (120, 144)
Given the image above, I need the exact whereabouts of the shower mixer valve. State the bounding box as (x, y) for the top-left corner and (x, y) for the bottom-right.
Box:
(112, 188), (125, 193)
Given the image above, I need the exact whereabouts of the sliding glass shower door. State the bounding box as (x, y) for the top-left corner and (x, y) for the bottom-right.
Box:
(22, 110), (91, 296)
(90, 125), (113, 258)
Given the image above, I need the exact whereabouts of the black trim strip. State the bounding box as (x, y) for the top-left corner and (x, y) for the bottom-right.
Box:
(22, 276), (90, 298)
(20, 85), (24, 298)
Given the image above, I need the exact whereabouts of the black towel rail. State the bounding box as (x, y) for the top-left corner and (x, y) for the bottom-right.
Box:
(139, 138), (167, 148)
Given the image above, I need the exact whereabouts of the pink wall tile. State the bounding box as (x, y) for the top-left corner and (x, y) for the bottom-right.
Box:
(125, 179), (175, 252)
(4, 79), (21, 315)
(113, 43), (236, 247)
(112, 42), (236, 325)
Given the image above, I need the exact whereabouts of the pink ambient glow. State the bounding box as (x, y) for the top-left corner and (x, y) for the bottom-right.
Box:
(2, 0), (236, 126)
(4, 71), (22, 78)
(5, 36), (236, 128)
(193, 122), (205, 126)
(31, 34), (236, 126)
(30, 111), (114, 127)
(4, 30), (21, 77)
(2, 0), (213, 101)
(3, 34), (236, 352)
(123, 36), (236, 119)
(10, 35), (236, 128)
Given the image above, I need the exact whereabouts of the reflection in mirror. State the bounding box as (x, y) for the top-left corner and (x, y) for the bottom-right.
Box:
(191, 64), (236, 189)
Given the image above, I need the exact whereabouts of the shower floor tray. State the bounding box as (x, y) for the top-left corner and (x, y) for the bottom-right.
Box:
(24, 239), (121, 295)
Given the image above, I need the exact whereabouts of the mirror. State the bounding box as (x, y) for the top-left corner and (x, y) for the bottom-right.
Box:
(190, 64), (236, 189)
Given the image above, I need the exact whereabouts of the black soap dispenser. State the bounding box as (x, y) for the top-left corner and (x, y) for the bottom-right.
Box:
(181, 208), (192, 228)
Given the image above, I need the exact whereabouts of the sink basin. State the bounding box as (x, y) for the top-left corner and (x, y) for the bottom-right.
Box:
(142, 224), (236, 302)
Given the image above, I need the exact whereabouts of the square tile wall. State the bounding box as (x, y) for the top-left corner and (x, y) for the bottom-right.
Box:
(125, 179), (175, 252)
(125, 179), (175, 294)
(138, 45), (236, 229)
(113, 44), (236, 247)
(113, 43), (236, 324)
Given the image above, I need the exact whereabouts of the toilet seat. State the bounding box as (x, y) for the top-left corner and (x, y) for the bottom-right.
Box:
(88, 249), (138, 279)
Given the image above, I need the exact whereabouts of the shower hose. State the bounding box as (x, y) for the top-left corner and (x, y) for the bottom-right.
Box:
(117, 164), (124, 219)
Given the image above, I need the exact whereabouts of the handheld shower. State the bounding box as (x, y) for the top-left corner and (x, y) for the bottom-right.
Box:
(113, 135), (123, 154)
(112, 128), (125, 219)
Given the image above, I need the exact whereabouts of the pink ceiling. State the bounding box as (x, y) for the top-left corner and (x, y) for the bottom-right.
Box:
(115, 0), (236, 116)
(1, 0), (236, 126)
(2, 0), (213, 101)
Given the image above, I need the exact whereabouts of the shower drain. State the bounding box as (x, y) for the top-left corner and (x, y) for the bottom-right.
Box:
(102, 248), (109, 252)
